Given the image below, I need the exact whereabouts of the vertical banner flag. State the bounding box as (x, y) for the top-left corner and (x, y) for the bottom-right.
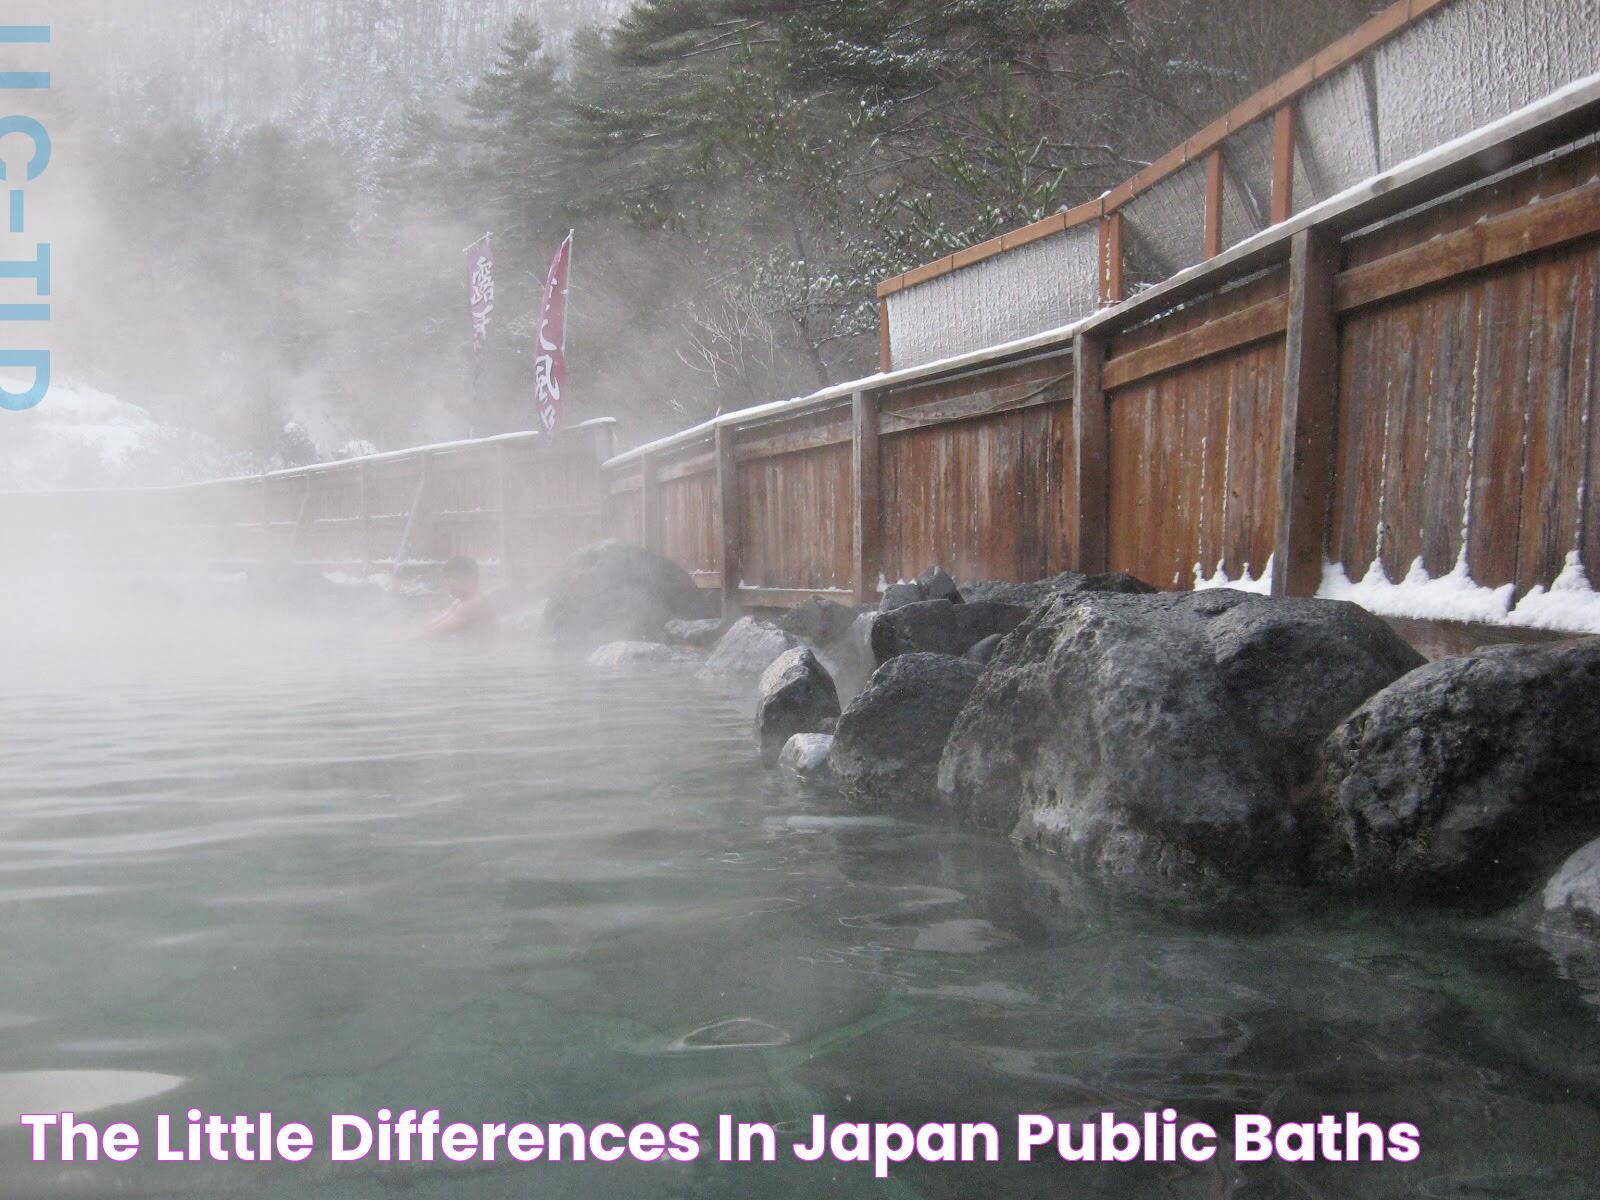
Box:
(534, 231), (572, 434)
(467, 234), (494, 352)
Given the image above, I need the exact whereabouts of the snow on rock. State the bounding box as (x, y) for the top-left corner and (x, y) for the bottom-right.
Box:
(1317, 555), (1514, 625)
(1508, 552), (1600, 635)
(1192, 557), (1274, 596)
(0, 377), (238, 490)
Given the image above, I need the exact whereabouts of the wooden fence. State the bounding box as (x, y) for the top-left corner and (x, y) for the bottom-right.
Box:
(8, 3), (1597, 640)
(601, 90), (1600, 623)
(5, 422), (616, 583)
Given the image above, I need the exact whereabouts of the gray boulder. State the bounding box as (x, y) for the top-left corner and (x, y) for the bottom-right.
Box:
(1313, 638), (1600, 908)
(777, 596), (860, 647)
(961, 570), (1156, 607)
(587, 641), (699, 672)
(664, 617), (726, 648)
(544, 540), (710, 644)
(870, 599), (1030, 663)
(966, 634), (1004, 664)
(699, 617), (799, 685)
(879, 582), (924, 612)
(753, 648), (841, 766)
(779, 733), (839, 787)
(1542, 837), (1600, 939)
(938, 590), (1424, 882)
(832, 653), (984, 811)
(916, 565), (963, 604)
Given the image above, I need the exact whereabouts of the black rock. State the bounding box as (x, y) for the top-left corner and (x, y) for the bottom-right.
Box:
(879, 582), (924, 612)
(831, 652), (984, 811)
(1541, 837), (1600, 939)
(779, 733), (839, 787)
(938, 590), (1423, 883)
(916, 565), (963, 604)
(664, 617), (726, 648)
(587, 641), (699, 671)
(544, 540), (710, 644)
(966, 634), (1004, 664)
(699, 617), (799, 685)
(870, 599), (1030, 663)
(753, 648), (842, 767)
(961, 570), (1156, 607)
(777, 596), (860, 647)
(1313, 637), (1600, 908)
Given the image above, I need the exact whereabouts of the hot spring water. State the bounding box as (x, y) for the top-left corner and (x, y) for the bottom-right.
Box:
(1, 585), (1599, 1198)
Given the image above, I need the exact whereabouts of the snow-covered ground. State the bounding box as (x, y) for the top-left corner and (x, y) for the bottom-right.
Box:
(0, 378), (243, 491)
(1194, 553), (1600, 635)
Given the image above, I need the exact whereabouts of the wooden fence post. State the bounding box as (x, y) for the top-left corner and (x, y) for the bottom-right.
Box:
(1271, 103), (1297, 224)
(1203, 149), (1225, 259)
(591, 421), (616, 542)
(852, 388), (882, 605)
(640, 450), (661, 553)
(289, 476), (314, 562)
(358, 463), (371, 572)
(1272, 228), (1340, 597)
(392, 453), (432, 578)
(1098, 212), (1125, 305)
(497, 441), (515, 587)
(715, 424), (741, 620)
(1073, 333), (1110, 574)
(877, 299), (893, 374)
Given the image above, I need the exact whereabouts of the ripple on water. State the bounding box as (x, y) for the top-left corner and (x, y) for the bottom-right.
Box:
(0, 1070), (184, 1123)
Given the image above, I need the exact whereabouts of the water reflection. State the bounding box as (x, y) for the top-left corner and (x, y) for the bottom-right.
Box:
(0, 596), (1598, 1197)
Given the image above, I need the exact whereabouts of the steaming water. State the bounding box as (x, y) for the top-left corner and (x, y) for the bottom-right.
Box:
(3, 590), (1600, 1198)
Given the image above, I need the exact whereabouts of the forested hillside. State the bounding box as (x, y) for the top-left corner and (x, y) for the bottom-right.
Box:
(54, 0), (1380, 466)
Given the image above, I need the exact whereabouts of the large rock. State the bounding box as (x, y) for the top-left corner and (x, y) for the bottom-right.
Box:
(832, 653), (984, 811)
(916, 565), (962, 604)
(777, 596), (860, 647)
(779, 733), (839, 787)
(961, 570), (1156, 607)
(699, 617), (799, 685)
(753, 648), (841, 766)
(664, 617), (726, 648)
(544, 541), (709, 644)
(1542, 837), (1600, 939)
(869, 599), (1030, 663)
(587, 641), (699, 672)
(1313, 638), (1600, 908)
(939, 590), (1424, 882)
(877, 565), (963, 612)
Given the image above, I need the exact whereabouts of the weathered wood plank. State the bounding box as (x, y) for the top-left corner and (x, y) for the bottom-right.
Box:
(1102, 296), (1288, 390)
(1273, 230), (1340, 596)
(1336, 181), (1600, 313)
(1270, 104), (1296, 225)
(1074, 333), (1109, 573)
(1204, 149), (1225, 260)
(852, 388), (882, 604)
(715, 425), (740, 619)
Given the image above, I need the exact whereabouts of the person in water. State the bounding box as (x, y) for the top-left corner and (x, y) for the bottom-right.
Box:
(422, 556), (497, 638)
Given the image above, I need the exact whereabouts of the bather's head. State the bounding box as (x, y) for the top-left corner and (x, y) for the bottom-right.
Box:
(440, 556), (480, 601)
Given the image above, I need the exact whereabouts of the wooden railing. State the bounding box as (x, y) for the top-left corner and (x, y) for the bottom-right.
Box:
(4, 422), (617, 584)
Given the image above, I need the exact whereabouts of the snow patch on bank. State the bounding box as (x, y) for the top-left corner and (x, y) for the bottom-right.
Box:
(1192, 556), (1274, 595)
(1506, 552), (1600, 635)
(1315, 551), (1600, 635)
(1317, 555), (1514, 624)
